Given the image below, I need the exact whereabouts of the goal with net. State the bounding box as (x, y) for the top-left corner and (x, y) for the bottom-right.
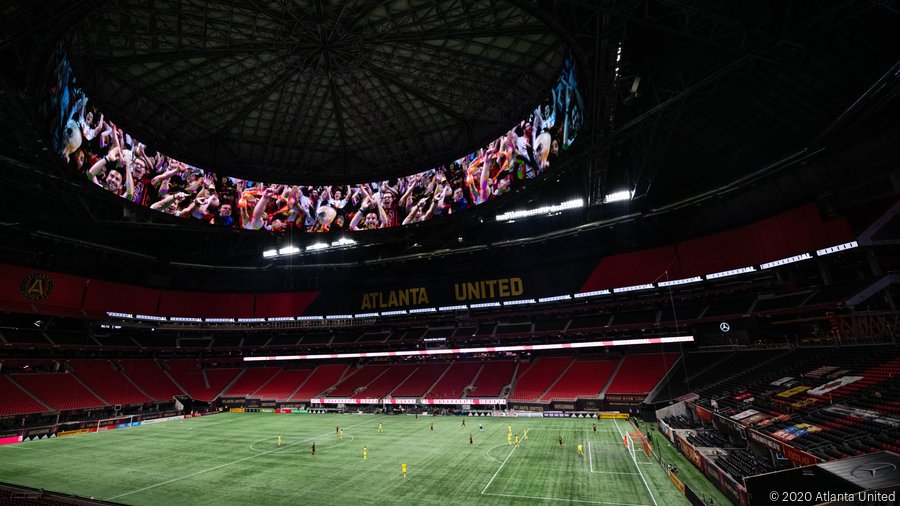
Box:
(96, 415), (136, 432)
(624, 431), (653, 464)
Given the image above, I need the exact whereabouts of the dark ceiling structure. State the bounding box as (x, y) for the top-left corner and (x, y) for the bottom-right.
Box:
(0, 1), (897, 286)
(64, 0), (567, 184)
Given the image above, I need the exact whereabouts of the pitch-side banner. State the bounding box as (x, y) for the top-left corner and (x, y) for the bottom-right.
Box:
(423, 399), (505, 405)
(310, 398), (379, 405)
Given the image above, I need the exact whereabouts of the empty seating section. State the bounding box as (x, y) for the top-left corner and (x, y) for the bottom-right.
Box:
(698, 350), (803, 408)
(495, 323), (532, 336)
(451, 327), (478, 338)
(685, 350), (781, 392)
(702, 294), (754, 317)
(820, 356), (900, 400)
(357, 331), (389, 343)
(509, 357), (573, 401)
(290, 365), (348, 400)
(212, 336), (244, 348)
(403, 328), (427, 342)
(267, 336), (300, 347)
(222, 367), (280, 397)
(803, 281), (864, 306)
(689, 346), (900, 463)
(177, 338), (211, 349)
(761, 408), (900, 460)
(12, 373), (105, 411)
(540, 360), (618, 401)
(119, 359), (184, 400)
(48, 333), (97, 347)
(469, 361), (516, 396)
(384, 330), (405, 342)
(680, 351), (733, 378)
(1, 330), (51, 345)
(92, 334), (139, 347)
(202, 369), (243, 401)
(329, 332), (359, 345)
(663, 415), (700, 430)
(606, 353), (680, 395)
(686, 430), (729, 448)
(392, 363), (449, 397)
(0, 359), (59, 372)
(474, 324), (495, 337)
(422, 328), (453, 339)
(300, 333), (332, 345)
(0, 375), (46, 415)
(256, 369), (313, 400)
(680, 424), (785, 482)
(612, 308), (657, 325)
(659, 303), (706, 322)
(754, 292), (811, 312)
(165, 359), (208, 400)
(567, 314), (610, 330)
(67, 360), (151, 405)
(131, 335), (177, 348)
(328, 365), (390, 397)
(533, 318), (569, 333)
(716, 449), (777, 482)
(356, 364), (418, 398)
(428, 362), (482, 397)
(651, 351), (734, 401)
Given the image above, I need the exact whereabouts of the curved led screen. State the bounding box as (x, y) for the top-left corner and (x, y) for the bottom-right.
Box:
(46, 43), (582, 233)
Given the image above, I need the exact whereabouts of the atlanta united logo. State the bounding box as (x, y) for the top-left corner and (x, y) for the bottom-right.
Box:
(20, 273), (53, 301)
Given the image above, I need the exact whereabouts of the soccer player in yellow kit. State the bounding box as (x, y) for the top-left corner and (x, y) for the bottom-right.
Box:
(507, 432), (512, 445)
(277, 434), (281, 448)
(401, 463), (408, 479)
(578, 444), (584, 457)
(363, 446), (367, 460)
(515, 434), (519, 447)
(339, 429), (344, 440)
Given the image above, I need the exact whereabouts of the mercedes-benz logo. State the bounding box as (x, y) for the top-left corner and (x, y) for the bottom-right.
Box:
(851, 463), (897, 478)
(719, 322), (731, 333)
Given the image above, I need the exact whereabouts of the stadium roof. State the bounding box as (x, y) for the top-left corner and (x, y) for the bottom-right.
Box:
(62, 0), (567, 184)
(0, 1), (897, 269)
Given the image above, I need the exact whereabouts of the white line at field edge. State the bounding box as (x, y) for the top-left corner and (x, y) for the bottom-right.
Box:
(612, 419), (658, 506)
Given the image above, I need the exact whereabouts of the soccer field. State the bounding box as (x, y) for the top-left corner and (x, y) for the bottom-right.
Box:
(0, 413), (696, 505)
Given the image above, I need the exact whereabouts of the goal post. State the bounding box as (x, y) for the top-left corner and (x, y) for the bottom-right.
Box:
(96, 415), (135, 432)
(625, 431), (653, 464)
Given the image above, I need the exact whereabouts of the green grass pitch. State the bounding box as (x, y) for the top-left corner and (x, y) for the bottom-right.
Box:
(0, 413), (708, 505)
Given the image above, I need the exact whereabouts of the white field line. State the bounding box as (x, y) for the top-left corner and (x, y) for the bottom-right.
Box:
(519, 428), (621, 433)
(106, 416), (381, 501)
(484, 444), (507, 464)
(613, 420), (658, 506)
(482, 492), (649, 506)
(588, 441), (593, 472)
(481, 437), (519, 494)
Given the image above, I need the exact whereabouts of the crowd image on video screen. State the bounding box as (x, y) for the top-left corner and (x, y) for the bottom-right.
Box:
(46, 43), (582, 233)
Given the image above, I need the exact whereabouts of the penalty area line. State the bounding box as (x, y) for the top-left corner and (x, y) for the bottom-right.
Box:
(482, 492), (649, 506)
(481, 438), (519, 494)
